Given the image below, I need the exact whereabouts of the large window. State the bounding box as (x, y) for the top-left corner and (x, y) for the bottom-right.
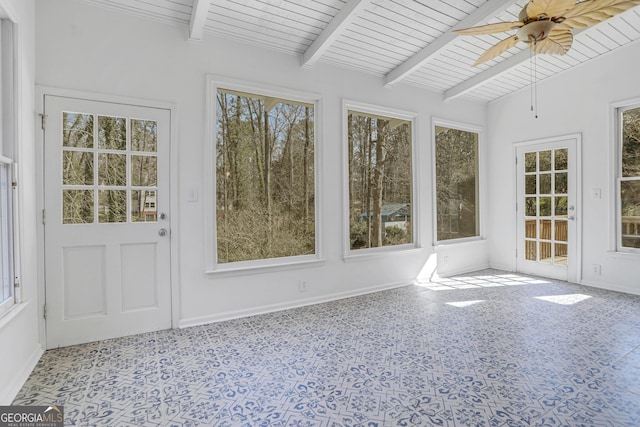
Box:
(434, 123), (479, 242)
(618, 104), (640, 251)
(0, 18), (17, 317)
(214, 88), (316, 265)
(347, 107), (414, 251)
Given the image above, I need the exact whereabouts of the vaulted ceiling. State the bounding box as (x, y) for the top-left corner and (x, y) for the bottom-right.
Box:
(82, 0), (640, 102)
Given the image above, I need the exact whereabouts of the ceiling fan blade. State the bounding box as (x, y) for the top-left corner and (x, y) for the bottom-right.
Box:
(525, 0), (576, 19)
(530, 29), (574, 54)
(454, 21), (524, 35)
(557, 0), (640, 30)
(473, 35), (520, 66)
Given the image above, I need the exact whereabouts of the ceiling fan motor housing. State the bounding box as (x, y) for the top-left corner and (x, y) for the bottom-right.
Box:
(517, 20), (556, 42)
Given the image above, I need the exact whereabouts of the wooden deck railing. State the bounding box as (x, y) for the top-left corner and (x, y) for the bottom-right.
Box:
(525, 219), (568, 261)
(622, 216), (640, 237)
(525, 216), (640, 258)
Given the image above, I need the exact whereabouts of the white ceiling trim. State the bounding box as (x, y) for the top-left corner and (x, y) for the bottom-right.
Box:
(188, 0), (210, 42)
(384, 0), (519, 87)
(302, 0), (375, 68)
(77, 0), (640, 102)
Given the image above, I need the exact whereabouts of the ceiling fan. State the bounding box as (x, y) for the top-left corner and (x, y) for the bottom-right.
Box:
(454, 0), (640, 66)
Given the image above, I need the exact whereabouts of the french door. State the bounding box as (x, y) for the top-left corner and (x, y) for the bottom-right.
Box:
(43, 95), (172, 348)
(516, 137), (579, 282)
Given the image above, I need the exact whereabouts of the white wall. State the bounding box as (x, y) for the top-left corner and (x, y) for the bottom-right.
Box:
(35, 0), (488, 328)
(0, 0), (40, 405)
(488, 40), (640, 295)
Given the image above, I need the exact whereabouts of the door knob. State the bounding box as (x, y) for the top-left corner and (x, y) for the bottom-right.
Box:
(158, 228), (168, 237)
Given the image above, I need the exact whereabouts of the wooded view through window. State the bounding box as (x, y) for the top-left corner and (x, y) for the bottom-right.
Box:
(347, 110), (413, 250)
(620, 106), (640, 249)
(62, 112), (158, 224)
(215, 89), (315, 263)
(435, 125), (479, 241)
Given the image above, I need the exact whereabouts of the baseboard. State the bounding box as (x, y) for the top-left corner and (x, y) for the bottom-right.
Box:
(179, 280), (411, 328)
(488, 261), (515, 272)
(0, 343), (43, 405)
(436, 262), (491, 278)
(579, 278), (640, 296)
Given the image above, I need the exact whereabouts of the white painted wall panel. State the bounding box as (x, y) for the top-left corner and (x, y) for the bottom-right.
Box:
(35, 0), (488, 328)
(121, 243), (158, 311)
(63, 245), (106, 318)
(488, 40), (640, 295)
(0, 0), (40, 405)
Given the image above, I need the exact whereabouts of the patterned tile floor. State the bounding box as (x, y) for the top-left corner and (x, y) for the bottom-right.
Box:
(13, 269), (640, 426)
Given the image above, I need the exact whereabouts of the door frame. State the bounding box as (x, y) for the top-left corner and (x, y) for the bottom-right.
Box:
(513, 133), (582, 284)
(35, 86), (180, 348)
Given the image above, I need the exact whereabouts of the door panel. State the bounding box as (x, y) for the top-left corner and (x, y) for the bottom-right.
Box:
(44, 95), (171, 348)
(516, 138), (578, 282)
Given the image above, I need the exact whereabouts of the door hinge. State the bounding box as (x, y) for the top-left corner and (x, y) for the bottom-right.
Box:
(39, 113), (47, 130)
(42, 209), (46, 225)
(13, 280), (19, 288)
(43, 304), (47, 320)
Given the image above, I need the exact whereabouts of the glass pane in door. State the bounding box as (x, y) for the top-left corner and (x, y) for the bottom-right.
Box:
(61, 112), (159, 224)
(523, 148), (569, 265)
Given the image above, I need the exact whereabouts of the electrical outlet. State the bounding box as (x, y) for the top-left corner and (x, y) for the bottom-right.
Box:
(443, 255), (449, 265)
(298, 280), (309, 292)
(592, 264), (601, 275)
(187, 187), (199, 202)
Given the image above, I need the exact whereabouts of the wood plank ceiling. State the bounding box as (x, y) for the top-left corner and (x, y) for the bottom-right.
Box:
(82, 0), (640, 102)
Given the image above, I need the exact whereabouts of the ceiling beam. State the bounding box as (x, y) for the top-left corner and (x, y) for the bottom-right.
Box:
(384, 0), (519, 87)
(302, 0), (374, 68)
(443, 49), (529, 100)
(188, 0), (210, 42)
(443, 26), (595, 101)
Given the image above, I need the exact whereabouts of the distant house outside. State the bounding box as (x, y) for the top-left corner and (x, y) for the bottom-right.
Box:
(359, 203), (411, 230)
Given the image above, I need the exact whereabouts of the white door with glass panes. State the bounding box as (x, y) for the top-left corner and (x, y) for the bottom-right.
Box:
(516, 138), (578, 282)
(43, 95), (172, 348)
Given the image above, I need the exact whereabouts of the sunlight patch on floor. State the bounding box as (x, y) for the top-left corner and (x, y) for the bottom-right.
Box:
(415, 271), (553, 291)
(446, 300), (485, 307)
(535, 294), (592, 305)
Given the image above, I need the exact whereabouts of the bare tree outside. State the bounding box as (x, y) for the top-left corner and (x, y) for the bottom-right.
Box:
(215, 89), (315, 263)
(348, 111), (413, 250)
(61, 112), (158, 224)
(621, 106), (640, 248)
(435, 125), (479, 241)
(63, 112), (95, 224)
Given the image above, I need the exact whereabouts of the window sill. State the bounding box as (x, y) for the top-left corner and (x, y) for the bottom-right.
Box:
(343, 245), (424, 263)
(206, 257), (327, 278)
(0, 300), (29, 330)
(606, 250), (640, 260)
(433, 236), (485, 248)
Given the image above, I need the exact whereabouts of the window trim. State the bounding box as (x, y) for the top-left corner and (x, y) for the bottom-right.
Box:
(204, 75), (323, 275)
(612, 98), (640, 255)
(0, 15), (19, 319)
(0, 157), (15, 317)
(431, 117), (484, 246)
(342, 100), (420, 260)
